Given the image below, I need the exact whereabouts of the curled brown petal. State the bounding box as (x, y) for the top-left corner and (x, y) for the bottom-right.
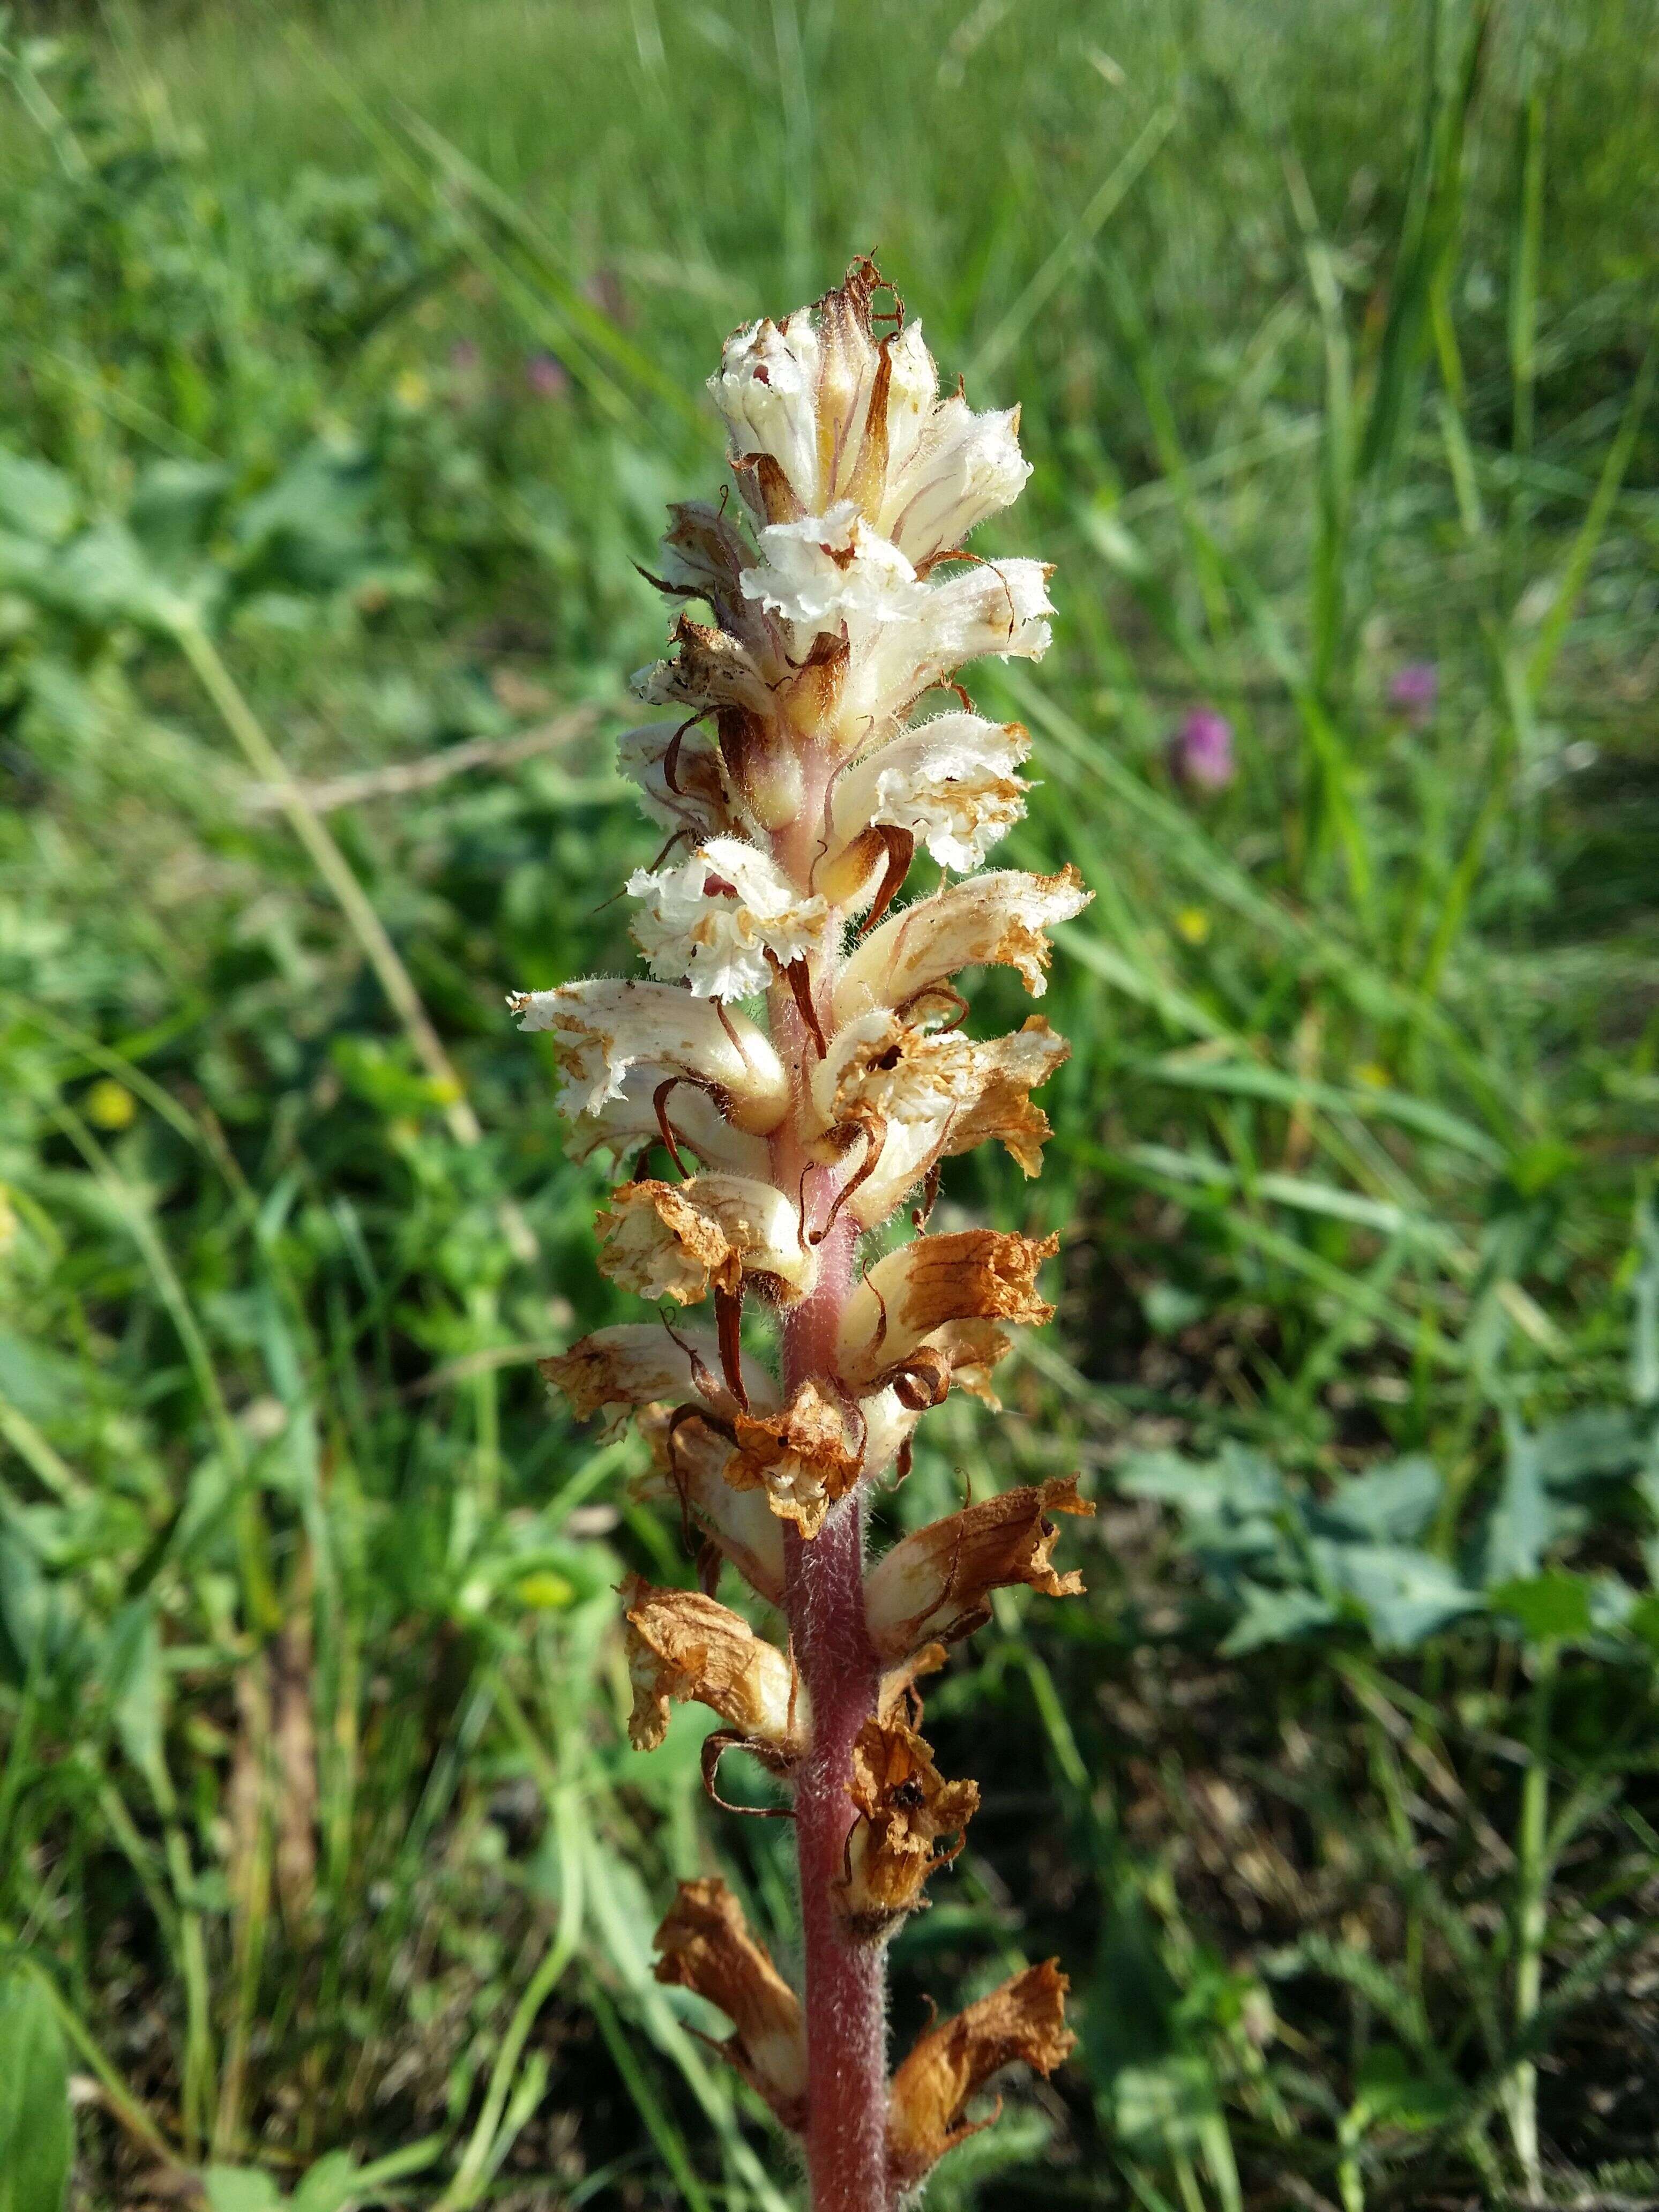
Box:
(887, 1960), (1075, 2189)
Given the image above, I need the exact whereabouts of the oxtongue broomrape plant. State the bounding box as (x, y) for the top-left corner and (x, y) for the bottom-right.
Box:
(513, 260), (1090, 2210)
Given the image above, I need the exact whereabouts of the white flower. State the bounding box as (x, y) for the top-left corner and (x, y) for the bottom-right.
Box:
(832, 713), (1030, 872)
(521, 263), (1087, 2124)
(879, 391), (1030, 570)
(871, 322), (939, 500)
(629, 836), (829, 999)
(741, 502), (925, 632)
(510, 977), (790, 1134)
(886, 554), (1052, 677)
(710, 273), (887, 522)
(833, 866), (1090, 1023)
(740, 505), (1051, 734)
(709, 287), (1032, 579)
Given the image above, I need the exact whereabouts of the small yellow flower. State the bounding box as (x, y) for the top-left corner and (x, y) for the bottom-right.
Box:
(1355, 1062), (1391, 1090)
(393, 368), (430, 412)
(86, 1079), (137, 1131)
(1175, 906), (1212, 945)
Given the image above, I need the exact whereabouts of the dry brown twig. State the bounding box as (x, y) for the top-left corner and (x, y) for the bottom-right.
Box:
(240, 700), (609, 814)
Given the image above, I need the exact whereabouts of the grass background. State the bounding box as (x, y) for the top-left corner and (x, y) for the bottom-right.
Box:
(0, 0), (1657, 2206)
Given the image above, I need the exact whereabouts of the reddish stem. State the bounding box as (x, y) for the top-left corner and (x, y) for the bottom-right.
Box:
(782, 1208), (890, 2212)
(769, 771), (891, 2211)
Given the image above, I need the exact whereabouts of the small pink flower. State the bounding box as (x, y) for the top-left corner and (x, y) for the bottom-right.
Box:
(1388, 661), (1438, 722)
(525, 350), (570, 399)
(1169, 707), (1235, 793)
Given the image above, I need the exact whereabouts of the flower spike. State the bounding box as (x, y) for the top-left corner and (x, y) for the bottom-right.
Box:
(519, 260), (1087, 2207)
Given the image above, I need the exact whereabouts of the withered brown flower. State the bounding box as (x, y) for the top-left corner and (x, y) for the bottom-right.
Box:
(621, 1575), (802, 1756)
(835, 1717), (981, 1939)
(865, 1475), (1094, 1660)
(887, 1959), (1077, 2190)
(654, 1878), (808, 2128)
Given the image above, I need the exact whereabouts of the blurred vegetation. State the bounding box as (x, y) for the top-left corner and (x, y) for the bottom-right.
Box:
(0, 0), (1656, 2206)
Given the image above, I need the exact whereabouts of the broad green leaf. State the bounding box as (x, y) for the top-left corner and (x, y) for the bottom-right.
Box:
(0, 1331), (78, 1422)
(0, 1534), (93, 1694)
(232, 441), (383, 592)
(0, 1969), (73, 2212)
(36, 522), (187, 634)
(1589, 1576), (1639, 1633)
(1489, 1571), (1595, 1646)
(316, 2140), (444, 2199)
(1316, 1456), (1442, 1543)
(128, 460), (235, 565)
(285, 2144), (444, 2212)
(1535, 1409), (1641, 1486)
(1221, 1585), (1336, 1655)
(1481, 1419), (1556, 1585)
(288, 2152), (361, 2211)
(1316, 1542), (1481, 1650)
(1116, 1449), (1227, 1510)
(1118, 1444), (1283, 1518)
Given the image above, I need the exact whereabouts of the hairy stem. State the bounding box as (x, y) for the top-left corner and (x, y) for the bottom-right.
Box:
(771, 923), (890, 2210)
(786, 1514), (888, 2208)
